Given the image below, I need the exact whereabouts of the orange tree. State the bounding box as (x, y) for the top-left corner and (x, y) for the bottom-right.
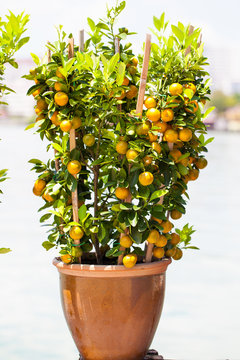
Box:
(25, 2), (213, 267)
(0, 11), (29, 254)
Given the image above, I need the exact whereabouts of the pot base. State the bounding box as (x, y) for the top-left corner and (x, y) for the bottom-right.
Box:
(79, 349), (164, 360)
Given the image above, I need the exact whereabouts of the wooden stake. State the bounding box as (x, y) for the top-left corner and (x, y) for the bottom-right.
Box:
(47, 42), (60, 171)
(79, 30), (84, 52)
(68, 38), (81, 260)
(185, 25), (194, 56)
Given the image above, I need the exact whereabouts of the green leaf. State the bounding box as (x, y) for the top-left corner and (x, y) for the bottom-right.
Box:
(52, 143), (63, 153)
(87, 17), (96, 32)
(203, 106), (215, 119)
(150, 189), (168, 202)
(79, 204), (87, 222)
(30, 53), (40, 65)
(116, 62), (126, 86)
(0, 248), (11, 254)
(171, 25), (184, 42)
(42, 241), (55, 251)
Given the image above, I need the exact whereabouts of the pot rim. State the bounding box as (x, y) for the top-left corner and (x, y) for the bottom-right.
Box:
(53, 257), (171, 278)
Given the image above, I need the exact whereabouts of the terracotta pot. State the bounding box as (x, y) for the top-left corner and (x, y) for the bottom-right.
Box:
(53, 258), (171, 360)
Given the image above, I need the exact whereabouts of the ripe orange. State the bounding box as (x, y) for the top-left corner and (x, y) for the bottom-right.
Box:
(164, 129), (178, 143)
(67, 160), (82, 175)
(148, 132), (158, 142)
(195, 158), (208, 169)
(120, 235), (133, 248)
(56, 67), (65, 79)
(126, 149), (139, 161)
(43, 190), (54, 202)
(153, 247), (165, 259)
(170, 233), (181, 246)
(179, 157), (189, 166)
(155, 235), (168, 247)
(126, 85), (138, 99)
(144, 97), (157, 109)
(71, 116), (82, 129)
(161, 220), (173, 233)
(179, 128), (192, 142)
(54, 82), (64, 91)
(131, 57), (138, 66)
(115, 187), (130, 200)
(139, 171), (154, 186)
(169, 83), (183, 96)
(122, 77), (129, 86)
(60, 120), (72, 132)
(146, 108), (161, 122)
(143, 155), (153, 166)
(61, 254), (72, 264)
(51, 111), (61, 126)
(152, 142), (162, 154)
(147, 229), (160, 244)
(169, 149), (182, 162)
(128, 66), (137, 75)
(54, 91), (69, 106)
(115, 89), (126, 100)
(136, 122), (151, 136)
(185, 100), (199, 113)
(116, 140), (128, 154)
(32, 88), (41, 97)
(34, 179), (46, 193)
(152, 216), (163, 224)
(161, 109), (174, 122)
(154, 121), (168, 133)
(172, 248), (183, 260)
(188, 169), (199, 181)
(35, 107), (42, 115)
(170, 209), (182, 220)
(165, 248), (177, 258)
(123, 253), (137, 268)
(83, 134), (95, 147)
(33, 187), (41, 196)
(69, 226), (84, 240)
(37, 98), (48, 111)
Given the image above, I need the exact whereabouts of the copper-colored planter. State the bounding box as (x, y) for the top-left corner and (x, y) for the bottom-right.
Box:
(53, 258), (171, 360)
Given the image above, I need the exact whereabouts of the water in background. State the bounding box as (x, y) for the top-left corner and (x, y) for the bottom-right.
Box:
(0, 124), (239, 360)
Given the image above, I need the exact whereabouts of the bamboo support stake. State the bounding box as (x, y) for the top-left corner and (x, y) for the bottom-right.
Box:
(79, 30), (84, 52)
(47, 43), (60, 171)
(68, 38), (81, 259)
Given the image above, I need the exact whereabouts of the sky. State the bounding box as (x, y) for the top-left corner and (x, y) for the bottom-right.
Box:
(1, 0), (240, 58)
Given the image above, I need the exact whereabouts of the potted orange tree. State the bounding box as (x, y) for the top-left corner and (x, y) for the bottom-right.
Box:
(25, 2), (213, 359)
(0, 11), (29, 254)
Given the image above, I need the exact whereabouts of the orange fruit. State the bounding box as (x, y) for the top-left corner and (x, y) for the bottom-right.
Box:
(179, 157), (189, 166)
(35, 107), (42, 115)
(195, 158), (208, 169)
(154, 121), (168, 133)
(120, 235), (133, 248)
(161, 220), (173, 233)
(37, 98), (48, 111)
(188, 156), (196, 164)
(155, 235), (168, 247)
(146, 108), (161, 122)
(67, 160), (82, 175)
(54, 91), (69, 106)
(115, 89), (126, 100)
(144, 97), (157, 109)
(200, 98), (206, 105)
(164, 129), (178, 143)
(83, 134), (95, 147)
(36, 114), (45, 122)
(131, 57), (138, 66)
(56, 67), (65, 79)
(71, 116), (82, 129)
(126, 149), (139, 161)
(179, 128), (192, 142)
(51, 111), (61, 126)
(122, 77), (129, 86)
(188, 169), (199, 181)
(139, 171), (154, 186)
(115, 187), (130, 200)
(170, 233), (181, 246)
(54, 82), (64, 91)
(143, 155), (153, 166)
(185, 100), (199, 113)
(153, 247), (165, 259)
(33, 187), (42, 196)
(126, 85), (138, 99)
(33, 179), (46, 193)
(32, 88), (41, 97)
(61, 254), (72, 264)
(60, 120), (72, 132)
(116, 140), (128, 154)
(161, 109), (174, 122)
(69, 226), (84, 240)
(184, 83), (196, 95)
(148, 132), (158, 142)
(165, 248), (177, 258)
(151, 216), (163, 224)
(136, 122), (151, 136)
(123, 253), (137, 268)
(43, 190), (54, 202)
(170, 209), (182, 220)
(169, 83), (183, 96)
(71, 247), (83, 258)
(128, 66), (137, 75)
(172, 248), (183, 260)
(147, 229), (160, 244)
(151, 142), (162, 154)
(169, 149), (182, 162)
